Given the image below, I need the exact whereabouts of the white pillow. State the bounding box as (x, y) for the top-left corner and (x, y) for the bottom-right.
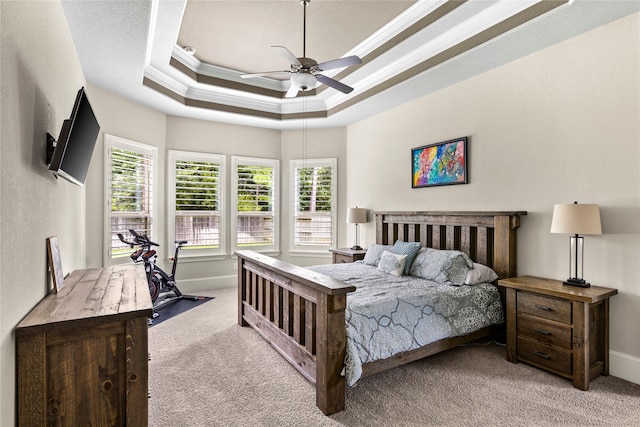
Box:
(377, 251), (407, 277)
(464, 263), (499, 285)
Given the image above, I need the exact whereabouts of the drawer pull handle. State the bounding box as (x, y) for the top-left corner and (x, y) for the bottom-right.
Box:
(534, 304), (551, 311)
(534, 327), (551, 335)
(534, 351), (552, 360)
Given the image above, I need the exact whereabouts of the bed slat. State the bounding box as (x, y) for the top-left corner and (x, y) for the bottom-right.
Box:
(293, 294), (305, 345)
(432, 225), (442, 249)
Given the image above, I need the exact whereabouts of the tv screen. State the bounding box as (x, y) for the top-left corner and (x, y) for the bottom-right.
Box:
(49, 87), (100, 186)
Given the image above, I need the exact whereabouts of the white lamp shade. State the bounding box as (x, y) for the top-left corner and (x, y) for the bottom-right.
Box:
(550, 203), (602, 235)
(290, 73), (316, 91)
(347, 207), (367, 224)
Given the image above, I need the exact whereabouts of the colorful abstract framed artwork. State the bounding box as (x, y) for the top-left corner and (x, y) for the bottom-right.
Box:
(412, 137), (468, 188)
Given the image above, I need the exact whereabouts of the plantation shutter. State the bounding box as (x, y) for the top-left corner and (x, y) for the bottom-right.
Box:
(291, 159), (337, 250)
(170, 151), (224, 254)
(108, 136), (156, 258)
(232, 156), (279, 252)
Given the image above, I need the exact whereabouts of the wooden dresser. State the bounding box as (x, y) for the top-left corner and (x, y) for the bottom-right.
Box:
(499, 276), (617, 390)
(16, 264), (153, 426)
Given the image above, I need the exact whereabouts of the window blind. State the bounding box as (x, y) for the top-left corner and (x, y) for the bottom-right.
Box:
(292, 160), (336, 247)
(110, 146), (154, 257)
(174, 158), (221, 249)
(232, 157), (279, 252)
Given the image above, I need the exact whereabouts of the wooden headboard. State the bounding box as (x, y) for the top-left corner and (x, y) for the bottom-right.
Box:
(374, 211), (527, 279)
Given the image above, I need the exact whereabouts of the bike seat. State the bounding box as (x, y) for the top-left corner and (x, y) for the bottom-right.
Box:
(175, 240), (188, 245)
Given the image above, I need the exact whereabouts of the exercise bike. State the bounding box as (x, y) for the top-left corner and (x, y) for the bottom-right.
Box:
(118, 230), (199, 316)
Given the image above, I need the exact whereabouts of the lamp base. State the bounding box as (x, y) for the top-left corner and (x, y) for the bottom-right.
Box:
(351, 245), (363, 250)
(563, 278), (590, 288)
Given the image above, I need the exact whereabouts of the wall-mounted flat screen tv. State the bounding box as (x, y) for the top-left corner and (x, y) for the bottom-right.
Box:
(48, 87), (100, 186)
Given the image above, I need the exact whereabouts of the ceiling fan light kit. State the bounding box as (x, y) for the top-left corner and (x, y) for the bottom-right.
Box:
(241, 0), (362, 98)
(290, 72), (316, 91)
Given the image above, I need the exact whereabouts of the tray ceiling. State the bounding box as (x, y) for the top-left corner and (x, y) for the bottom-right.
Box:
(62, 0), (639, 130)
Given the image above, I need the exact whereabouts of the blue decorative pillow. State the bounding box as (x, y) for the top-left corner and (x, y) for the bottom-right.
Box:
(377, 251), (407, 277)
(390, 240), (421, 275)
(362, 244), (391, 266)
(409, 247), (474, 285)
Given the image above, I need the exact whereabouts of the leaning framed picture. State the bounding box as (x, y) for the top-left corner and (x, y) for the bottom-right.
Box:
(411, 137), (468, 188)
(47, 236), (65, 293)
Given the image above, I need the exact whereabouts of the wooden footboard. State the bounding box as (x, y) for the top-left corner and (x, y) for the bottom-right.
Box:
(236, 250), (356, 415)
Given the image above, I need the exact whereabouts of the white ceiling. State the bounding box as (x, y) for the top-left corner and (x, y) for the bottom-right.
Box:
(62, 0), (639, 130)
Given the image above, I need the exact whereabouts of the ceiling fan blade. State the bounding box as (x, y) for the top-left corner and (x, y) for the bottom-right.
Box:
(241, 70), (290, 79)
(271, 46), (302, 66)
(316, 75), (354, 94)
(285, 85), (299, 98)
(317, 55), (362, 71)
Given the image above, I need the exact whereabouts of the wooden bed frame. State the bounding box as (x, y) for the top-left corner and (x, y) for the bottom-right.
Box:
(236, 211), (526, 415)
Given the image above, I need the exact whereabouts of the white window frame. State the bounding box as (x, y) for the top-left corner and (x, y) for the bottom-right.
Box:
(290, 158), (337, 254)
(231, 156), (280, 255)
(104, 134), (157, 265)
(168, 150), (225, 259)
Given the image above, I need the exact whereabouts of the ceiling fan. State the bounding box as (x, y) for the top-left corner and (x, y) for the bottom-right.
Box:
(241, 0), (362, 98)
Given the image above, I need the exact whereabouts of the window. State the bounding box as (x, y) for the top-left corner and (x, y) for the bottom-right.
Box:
(232, 156), (279, 253)
(291, 159), (337, 252)
(105, 135), (156, 260)
(168, 150), (225, 257)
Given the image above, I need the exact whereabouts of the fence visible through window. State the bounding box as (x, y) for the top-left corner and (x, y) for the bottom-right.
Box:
(294, 215), (332, 245)
(236, 215), (274, 246)
(111, 215), (151, 257)
(175, 213), (220, 249)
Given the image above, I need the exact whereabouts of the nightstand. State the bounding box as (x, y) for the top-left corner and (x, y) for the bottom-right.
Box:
(498, 276), (617, 390)
(329, 248), (367, 264)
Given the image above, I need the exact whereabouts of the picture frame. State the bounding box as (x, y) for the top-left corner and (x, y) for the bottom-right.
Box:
(47, 236), (65, 292)
(411, 137), (468, 188)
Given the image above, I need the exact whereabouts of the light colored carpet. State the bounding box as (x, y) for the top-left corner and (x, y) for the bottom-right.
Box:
(148, 287), (640, 426)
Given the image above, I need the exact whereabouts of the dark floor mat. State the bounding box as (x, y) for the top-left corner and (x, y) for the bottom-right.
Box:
(149, 295), (213, 326)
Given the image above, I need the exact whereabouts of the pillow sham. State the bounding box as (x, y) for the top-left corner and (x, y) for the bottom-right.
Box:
(465, 262), (499, 285)
(390, 240), (421, 275)
(362, 244), (391, 266)
(409, 247), (474, 285)
(377, 251), (407, 277)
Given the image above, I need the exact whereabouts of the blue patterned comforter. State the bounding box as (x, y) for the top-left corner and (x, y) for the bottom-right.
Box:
(308, 262), (504, 386)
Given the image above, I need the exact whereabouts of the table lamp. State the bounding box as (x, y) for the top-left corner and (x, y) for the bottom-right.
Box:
(550, 201), (602, 287)
(347, 207), (367, 250)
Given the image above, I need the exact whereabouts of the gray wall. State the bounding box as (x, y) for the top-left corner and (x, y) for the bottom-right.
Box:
(164, 115), (282, 289)
(280, 127), (349, 266)
(0, 1), (87, 423)
(346, 13), (640, 384)
(83, 104), (348, 292)
(83, 84), (167, 270)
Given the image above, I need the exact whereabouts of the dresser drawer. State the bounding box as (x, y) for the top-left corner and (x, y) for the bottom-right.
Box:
(517, 313), (572, 349)
(517, 337), (572, 377)
(517, 292), (571, 324)
(333, 253), (353, 263)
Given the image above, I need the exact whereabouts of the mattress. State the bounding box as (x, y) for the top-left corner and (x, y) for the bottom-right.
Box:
(308, 262), (504, 386)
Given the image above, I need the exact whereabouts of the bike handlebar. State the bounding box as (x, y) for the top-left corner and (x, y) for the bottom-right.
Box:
(119, 230), (187, 251)
(117, 233), (135, 248)
(127, 229), (159, 247)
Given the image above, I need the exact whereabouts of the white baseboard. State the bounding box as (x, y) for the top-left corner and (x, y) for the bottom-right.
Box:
(176, 274), (236, 294)
(610, 350), (640, 385)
